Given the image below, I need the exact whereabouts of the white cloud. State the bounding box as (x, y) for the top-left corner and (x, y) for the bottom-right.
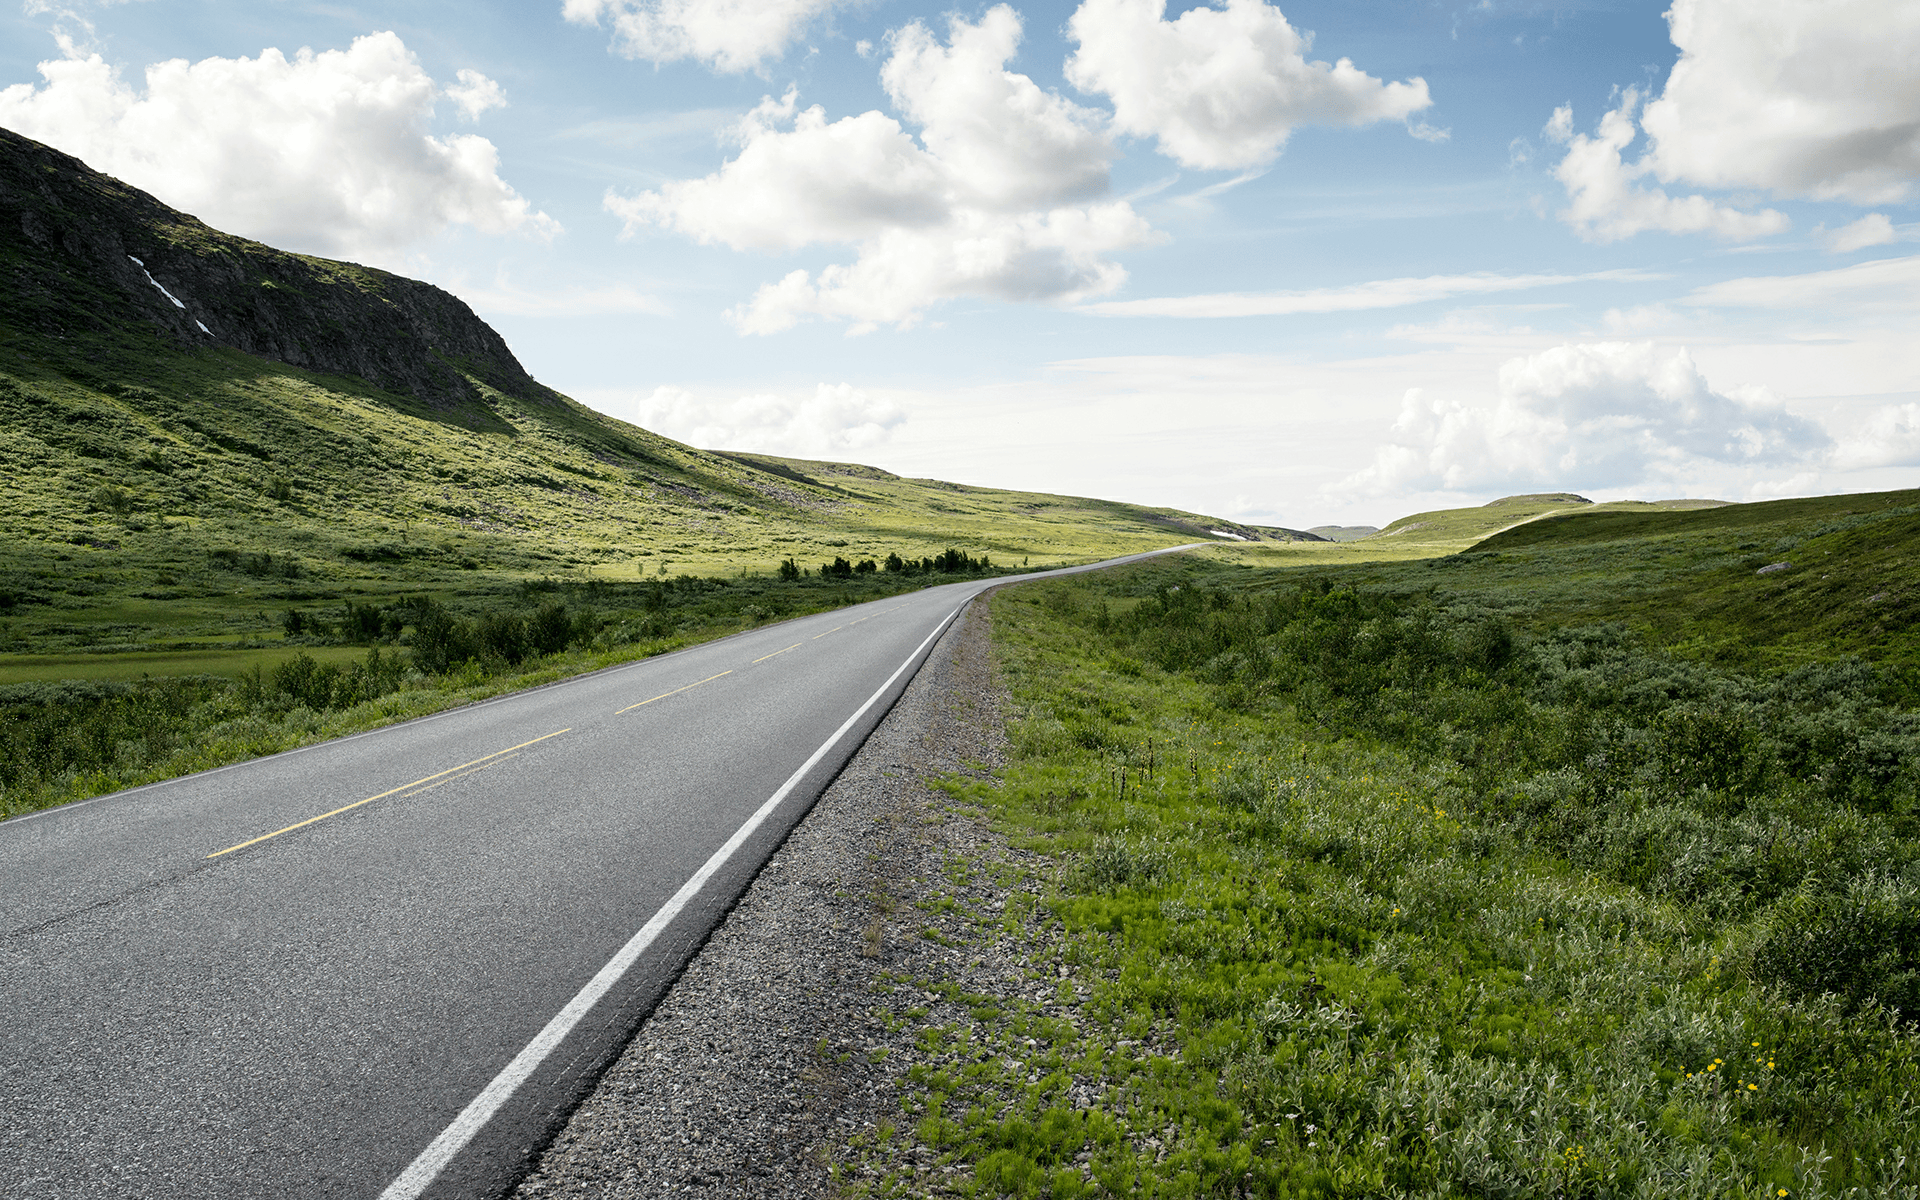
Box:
(1819, 213), (1898, 253)
(726, 204), (1152, 334)
(1601, 303), (1680, 334)
(1063, 0), (1432, 170)
(1079, 268), (1657, 318)
(606, 7), (1155, 333)
(881, 6), (1111, 212)
(1684, 253), (1920, 311)
(1829, 402), (1920, 469)
(1544, 0), (1920, 242)
(457, 278), (672, 318)
(1546, 92), (1789, 243)
(1341, 342), (1829, 495)
(561, 0), (840, 73)
(446, 68), (506, 121)
(606, 91), (948, 253)
(0, 32), (556, 264)
(1640, 0), (1920, 205)
(630, 382), (906, 457)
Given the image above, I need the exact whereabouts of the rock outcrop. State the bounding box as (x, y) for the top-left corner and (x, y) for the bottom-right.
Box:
(0, 126), (547, 409)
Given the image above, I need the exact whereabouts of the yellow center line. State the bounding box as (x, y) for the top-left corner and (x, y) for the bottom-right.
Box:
(812, 626), (844, 640)
(397, 754), (516, 798)
(615, 670), (732, 714)
(207, 729), (570, 859)
(752, 643), (803, 664)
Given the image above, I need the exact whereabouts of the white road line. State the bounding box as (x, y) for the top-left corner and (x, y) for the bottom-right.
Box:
(376, 597), (973, 1200)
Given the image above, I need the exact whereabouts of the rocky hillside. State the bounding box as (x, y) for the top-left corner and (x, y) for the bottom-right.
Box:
(1, 127), (542, 409)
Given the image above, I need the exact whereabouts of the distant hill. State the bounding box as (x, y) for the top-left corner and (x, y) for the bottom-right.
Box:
(1465, 488), (1920, 669)
(0, 127), (1272, 665)
(1361, 493), (1730, 548)
(1242, 524), (1331, 543)
(1306, 525), (1376, 542)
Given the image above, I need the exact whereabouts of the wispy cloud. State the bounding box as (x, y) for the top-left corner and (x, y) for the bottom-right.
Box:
(1684, 254), (1920, 311)
(1077, 268), (1661, 318)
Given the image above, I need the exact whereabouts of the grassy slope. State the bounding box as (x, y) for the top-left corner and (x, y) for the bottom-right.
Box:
(0, 335), (1244, 677)
(1209, 487), (1920, 675)
(837, 493), (1920, 1198)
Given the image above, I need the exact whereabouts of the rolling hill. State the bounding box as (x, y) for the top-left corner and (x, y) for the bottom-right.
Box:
(0, 126), (1265, 671)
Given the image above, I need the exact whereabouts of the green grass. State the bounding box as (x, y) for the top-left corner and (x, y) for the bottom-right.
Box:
(842, 494), (1920, 1199)
(0, 643), (370, 684)
(1202, 488), (1920, 676)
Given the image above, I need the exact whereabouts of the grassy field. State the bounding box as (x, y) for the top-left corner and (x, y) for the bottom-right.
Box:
(0, 643), (371, 685)
(841, 489), (1919, 1198)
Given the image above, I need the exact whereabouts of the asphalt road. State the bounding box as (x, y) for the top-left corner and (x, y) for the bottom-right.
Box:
(0, 548), (1192, 1199)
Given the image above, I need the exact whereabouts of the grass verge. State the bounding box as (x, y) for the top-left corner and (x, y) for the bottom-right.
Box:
(845, 545), (1918, 1198)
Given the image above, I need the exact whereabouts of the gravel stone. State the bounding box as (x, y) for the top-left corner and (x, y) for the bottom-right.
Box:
(515, 592), (1036, 1198)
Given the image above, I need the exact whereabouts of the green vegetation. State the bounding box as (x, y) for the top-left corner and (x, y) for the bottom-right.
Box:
(1214, 488), (1920, 675)
(0, 563), (1011, 820)
(854, 491), (1918, 1198)
(0, 349), (1231, 667)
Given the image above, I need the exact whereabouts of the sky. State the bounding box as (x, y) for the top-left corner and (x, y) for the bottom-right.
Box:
(2, 0), (1916, 528)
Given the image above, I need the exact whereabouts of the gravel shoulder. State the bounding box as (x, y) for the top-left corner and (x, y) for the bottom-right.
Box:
(516, 591), (1045, 1198)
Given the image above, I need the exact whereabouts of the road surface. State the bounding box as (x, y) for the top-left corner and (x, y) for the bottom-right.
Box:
(0, 548), (1192, 1199)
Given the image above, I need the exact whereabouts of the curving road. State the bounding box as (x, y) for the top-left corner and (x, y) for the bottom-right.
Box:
(0, 548), (1192, 1199)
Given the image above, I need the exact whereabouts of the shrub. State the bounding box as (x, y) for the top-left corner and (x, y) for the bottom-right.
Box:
(404, 597), (474, 675)
(529, 601), (577, 656)
(1753, 875), (1920, 1017)
(475, 611), (530, 665)
(340, 600), (402, 643)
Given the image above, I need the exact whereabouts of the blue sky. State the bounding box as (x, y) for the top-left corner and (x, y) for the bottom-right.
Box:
(4, 0), (1915, 527)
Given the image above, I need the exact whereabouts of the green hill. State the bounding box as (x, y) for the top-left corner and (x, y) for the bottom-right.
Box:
(0, 127), (1263, 676)
(1360, 492), (1729, 548)
(1467, 488), (1920, 669)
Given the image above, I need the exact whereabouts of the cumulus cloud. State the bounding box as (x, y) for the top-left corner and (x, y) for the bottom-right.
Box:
(607, 7), (1155, 333)
(446, 68), (507, 121)
(0, 32), (556, 263)
(1063, 0), (1432, 170)
(633, 382), (905, 457)
(562, 0), (840, 73)
(881, 8), (1112, 211)
(1341, 342), (1829, 495)
(1640, 0), (1920, 205)
(1545, 0), (1920, 241)
(1819, 213), (1898, 253)
(1078, 268), (1657, 318)
(1546, 92), (1789, 243)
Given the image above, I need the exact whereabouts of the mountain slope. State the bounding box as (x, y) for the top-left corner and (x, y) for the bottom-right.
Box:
(1, 127), (543, 410)
(0, 127), (1266, 669)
